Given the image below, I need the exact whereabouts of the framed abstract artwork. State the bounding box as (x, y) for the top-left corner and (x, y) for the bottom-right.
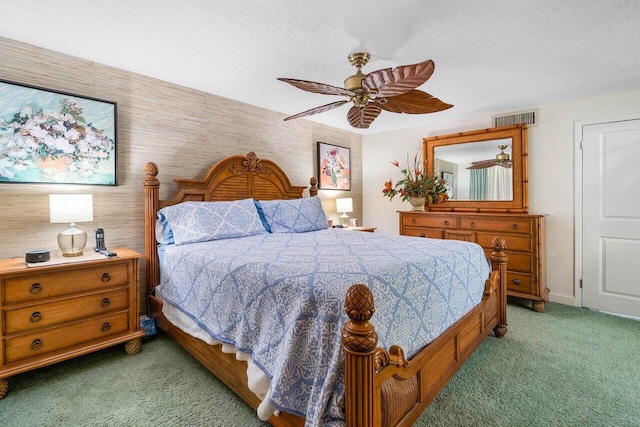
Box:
(317, 142), (350, 190)
(0, 79), (117, 185)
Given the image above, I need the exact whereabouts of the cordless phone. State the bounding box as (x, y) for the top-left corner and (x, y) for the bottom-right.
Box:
(95, 228), (106, 251)
(94, 228), (117, 258)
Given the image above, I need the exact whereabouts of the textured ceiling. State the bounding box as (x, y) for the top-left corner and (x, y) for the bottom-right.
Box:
(2, 1), (640, 134)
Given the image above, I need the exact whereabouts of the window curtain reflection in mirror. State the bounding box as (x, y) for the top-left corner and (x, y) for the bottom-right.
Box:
(470, 167), (512, 200)
(487, 166), (512, 200)
(470, 169), (487, 200)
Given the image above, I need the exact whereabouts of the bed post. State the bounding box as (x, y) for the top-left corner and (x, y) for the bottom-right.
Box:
(490, 237), (508, 338)
(341, 284), (378, 427)
(144, 162), (160, 293)
(309, 177), (318, 197)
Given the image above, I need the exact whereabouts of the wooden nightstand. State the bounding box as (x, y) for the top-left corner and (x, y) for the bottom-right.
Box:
(346, 226), (376, 232)
(0, 248), (145, 399)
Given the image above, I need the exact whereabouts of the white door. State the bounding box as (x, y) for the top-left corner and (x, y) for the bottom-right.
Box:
(582, 119), (640, 317)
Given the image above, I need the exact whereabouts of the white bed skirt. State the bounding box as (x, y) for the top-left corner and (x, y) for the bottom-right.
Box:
(156, 286), (278, 421)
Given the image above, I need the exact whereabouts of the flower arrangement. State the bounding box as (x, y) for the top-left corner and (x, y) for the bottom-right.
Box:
(382, 152), (449, 204)
(0, 98), (114, 181)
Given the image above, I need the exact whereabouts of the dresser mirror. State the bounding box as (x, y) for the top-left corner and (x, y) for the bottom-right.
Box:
(423, 124), (528, 212)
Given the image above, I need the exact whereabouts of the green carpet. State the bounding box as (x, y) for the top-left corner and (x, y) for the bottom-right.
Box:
(1, 302), (638, 426)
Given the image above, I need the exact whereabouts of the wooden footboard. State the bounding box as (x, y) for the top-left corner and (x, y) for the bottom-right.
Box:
(342, 238), (507, 426)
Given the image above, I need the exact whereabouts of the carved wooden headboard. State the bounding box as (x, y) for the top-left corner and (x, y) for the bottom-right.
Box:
(143, 151), (318, 291)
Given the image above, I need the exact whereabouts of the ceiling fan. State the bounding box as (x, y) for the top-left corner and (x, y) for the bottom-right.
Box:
(466, 145), (512, 170)
(277, 52), (453, 129)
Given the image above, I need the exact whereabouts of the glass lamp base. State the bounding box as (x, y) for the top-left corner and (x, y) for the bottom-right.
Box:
(58, 223), (87, 257)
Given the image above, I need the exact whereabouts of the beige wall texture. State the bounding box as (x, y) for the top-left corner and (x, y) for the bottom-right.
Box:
(0, 37), (362, 305)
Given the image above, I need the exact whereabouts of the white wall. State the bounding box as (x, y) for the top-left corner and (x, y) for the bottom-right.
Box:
(363, 88), (640, 306)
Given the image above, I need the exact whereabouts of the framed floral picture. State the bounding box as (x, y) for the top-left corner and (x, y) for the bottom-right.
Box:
(317, 142), (350, 190)
(441, 171), (454, 199)
(0, 79), (117, 185)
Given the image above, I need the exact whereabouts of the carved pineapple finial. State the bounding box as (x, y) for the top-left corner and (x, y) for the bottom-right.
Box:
(344, 284), (375, 321)
(144, 162), (159, 187)
(491, 236), (507, 264)
(342, 284), (378, 353)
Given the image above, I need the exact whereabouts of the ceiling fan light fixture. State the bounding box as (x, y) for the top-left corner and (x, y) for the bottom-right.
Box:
(344, 74), (366, 91)
(495, 145), (510, 162)
(278, 52), (453, 129)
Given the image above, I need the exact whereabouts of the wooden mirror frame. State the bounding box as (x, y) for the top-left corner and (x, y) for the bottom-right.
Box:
(423, 124), (528, 213)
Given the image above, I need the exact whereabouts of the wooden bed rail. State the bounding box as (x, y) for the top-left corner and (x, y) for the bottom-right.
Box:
(342, 237), (508, 427)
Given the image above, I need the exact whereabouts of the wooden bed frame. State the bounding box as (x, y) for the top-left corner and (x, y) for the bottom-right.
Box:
(143, 152), (508, 427)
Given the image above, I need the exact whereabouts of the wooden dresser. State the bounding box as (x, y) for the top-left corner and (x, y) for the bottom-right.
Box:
(399, 211), (548, 312)
(0, 248), (145, 399)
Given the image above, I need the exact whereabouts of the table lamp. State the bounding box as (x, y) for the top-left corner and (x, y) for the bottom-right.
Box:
(336, 197), (353, 226)
(49, 194), (93, 257)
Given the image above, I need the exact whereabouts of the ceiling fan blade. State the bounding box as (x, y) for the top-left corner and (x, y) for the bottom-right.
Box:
(363, 60), (435, 97)
(467, 160), (512, 170)
(347, 105), (381, 129)
(277, 78), (355, 97)
(378, 90), (453, 114)
(283, 100), (349, 121)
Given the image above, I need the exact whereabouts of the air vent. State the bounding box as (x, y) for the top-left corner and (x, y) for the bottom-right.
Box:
(493, 109), (538, 127)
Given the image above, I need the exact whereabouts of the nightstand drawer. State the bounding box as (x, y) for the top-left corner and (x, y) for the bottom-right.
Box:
(4, 288), (129, 334)
(3, 263), (129, 305)
(4, 312), (129, 364)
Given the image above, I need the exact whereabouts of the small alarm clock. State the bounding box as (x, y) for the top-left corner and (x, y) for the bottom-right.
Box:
(25, 249), (50, 263)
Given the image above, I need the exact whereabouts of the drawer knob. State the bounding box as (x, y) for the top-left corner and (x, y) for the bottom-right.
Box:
(101, 298), (111, 308)
(419, 233), (425, 238)
(101, 322), (111, 332)
(30, 283), (42, 294)
(512, 279), (521, 285)
(411, 219), (416, 224)
(31, 339), (43, 351)
(101, 273), (111, 283)
(444, 220), (449, 226)
(31, 311), (42, 323)
(512, 223), (519, 230)
(470, 221), (476, 227)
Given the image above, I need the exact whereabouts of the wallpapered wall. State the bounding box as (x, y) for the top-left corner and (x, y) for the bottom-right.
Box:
(0, 37), (362, 309)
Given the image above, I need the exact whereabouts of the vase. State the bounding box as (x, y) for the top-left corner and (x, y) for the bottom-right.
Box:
(408, 196), (426, 211)
(36, 156), (71, 181)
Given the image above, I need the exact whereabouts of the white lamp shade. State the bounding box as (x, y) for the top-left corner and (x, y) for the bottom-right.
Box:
(49, 194), (94, 223)
(336, 198), (353, 214)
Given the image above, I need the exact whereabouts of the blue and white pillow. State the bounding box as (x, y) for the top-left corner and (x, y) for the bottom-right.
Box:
(155, 210), (175, 245)
(258, 196), (328, 233)
(158, 199), (267, 245)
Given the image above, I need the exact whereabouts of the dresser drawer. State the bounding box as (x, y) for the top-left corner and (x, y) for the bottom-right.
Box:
(484, 250), (532, 274)
(403, 214), (457, 229)
(4, 312), (129, 364)
(506, 272), (533, 294)
(460, 217), (531, 234)
(403, 227), (444, 239)
(4, 288), (129, 334)
(476, 233), (532, 253)
(3, 263), (129, 305)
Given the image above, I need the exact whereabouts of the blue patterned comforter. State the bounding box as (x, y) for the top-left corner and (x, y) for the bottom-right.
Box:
(159, 229), (490, 426)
